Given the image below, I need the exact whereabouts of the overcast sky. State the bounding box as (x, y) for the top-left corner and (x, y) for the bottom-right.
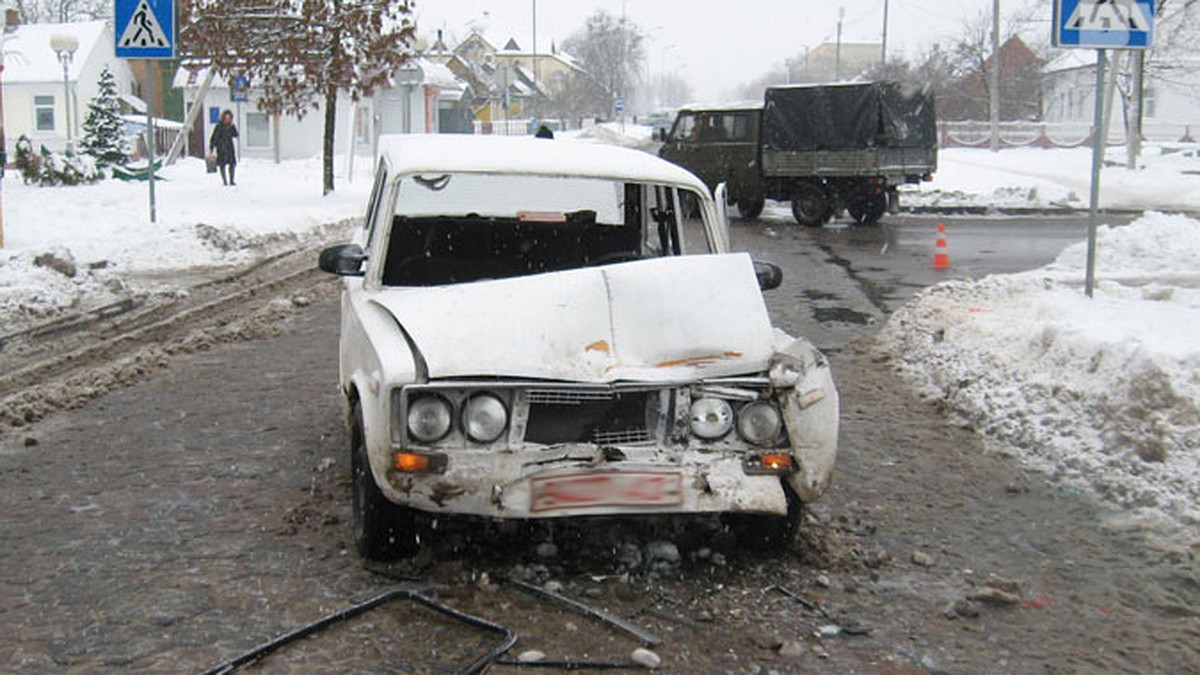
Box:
(413, 0), (1049, 100)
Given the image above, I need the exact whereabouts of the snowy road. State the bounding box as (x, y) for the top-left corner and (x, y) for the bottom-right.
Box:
(0, 217), (1195, 673)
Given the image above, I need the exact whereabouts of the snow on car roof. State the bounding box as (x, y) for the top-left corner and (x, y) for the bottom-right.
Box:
(376, 134), (709, 193)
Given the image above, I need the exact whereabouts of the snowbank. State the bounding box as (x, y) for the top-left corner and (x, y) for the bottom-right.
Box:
(1, 156), (369, 331)
(901, 144), (1200, 211)
(878, 213), (1200, 528)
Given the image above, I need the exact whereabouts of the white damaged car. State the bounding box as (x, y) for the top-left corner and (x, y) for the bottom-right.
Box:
(319, 135), (838, 560)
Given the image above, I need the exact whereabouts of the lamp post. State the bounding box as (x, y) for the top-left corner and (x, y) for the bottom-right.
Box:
(396, 61), (423, 134)
(835, 7), (845, 81)
(50, 33), (78, 151)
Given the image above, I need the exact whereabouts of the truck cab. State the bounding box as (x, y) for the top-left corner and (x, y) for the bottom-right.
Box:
(658, 104), (768, 218)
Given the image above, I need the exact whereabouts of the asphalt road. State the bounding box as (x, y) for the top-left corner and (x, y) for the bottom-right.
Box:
(743, 207), (1139, 320)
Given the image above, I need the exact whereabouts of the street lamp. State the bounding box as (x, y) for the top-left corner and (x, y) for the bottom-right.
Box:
(395, 61), (423, 134)
(50, 33), (78, 150)
(835, 7), (845, 82)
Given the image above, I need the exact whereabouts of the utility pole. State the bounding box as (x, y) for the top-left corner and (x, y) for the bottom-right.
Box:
(531, 0), (538, 122)
(989, 0), (1001, 152)
(880, 0), (889, 67)
(835, 6), (845, 81)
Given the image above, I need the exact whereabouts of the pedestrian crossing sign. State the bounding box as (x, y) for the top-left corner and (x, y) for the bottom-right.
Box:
(115, 0), (175, 59)
(1054, 0), (1154, 49)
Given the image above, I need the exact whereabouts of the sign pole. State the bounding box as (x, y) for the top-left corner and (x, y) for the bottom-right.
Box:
(1084, 49), (1106, 298)
(146, 60), (157, 223)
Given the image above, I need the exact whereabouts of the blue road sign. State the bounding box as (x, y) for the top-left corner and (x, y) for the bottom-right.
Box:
(115, 0), (175, 59)
(1054, 0), (1154, 49)
(231, 76), (250, 103)
(615, 97), (625, 113)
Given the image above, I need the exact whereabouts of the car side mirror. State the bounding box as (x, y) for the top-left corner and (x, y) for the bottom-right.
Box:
(319, 243), (367, 276)
(754, 261), (783, 291)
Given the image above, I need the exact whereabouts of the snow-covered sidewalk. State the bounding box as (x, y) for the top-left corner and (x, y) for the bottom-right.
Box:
(1, 156), (369, 330)
(901, 144), (1200, 212)
(877, 212), (1200, 530)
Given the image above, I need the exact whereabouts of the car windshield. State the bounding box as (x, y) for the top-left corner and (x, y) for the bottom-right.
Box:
(381, 172), (704, 287)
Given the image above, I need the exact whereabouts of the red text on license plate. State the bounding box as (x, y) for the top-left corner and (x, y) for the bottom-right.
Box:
(530, 471), (683, 512)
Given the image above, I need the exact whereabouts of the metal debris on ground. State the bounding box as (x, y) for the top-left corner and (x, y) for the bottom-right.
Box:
(495, 657), (649, 669)
(197, 584), (517, 675)
(770, 584), (872, 636)
(506, 577), (663, 647)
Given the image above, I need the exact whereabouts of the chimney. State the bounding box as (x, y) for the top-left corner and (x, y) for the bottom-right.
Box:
(5, 7), (21, 31)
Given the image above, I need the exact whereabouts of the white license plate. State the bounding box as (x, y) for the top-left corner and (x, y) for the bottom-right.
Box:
(530, 471), (683, 512)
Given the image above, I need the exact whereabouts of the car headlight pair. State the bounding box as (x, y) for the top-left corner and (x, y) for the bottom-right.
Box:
(407, 393), (508, 444)
(689, 398), (782, 445)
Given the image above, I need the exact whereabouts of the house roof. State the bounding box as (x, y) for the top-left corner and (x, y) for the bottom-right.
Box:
(1, 20), (111, 84)
(1042, 49), (1094, 75)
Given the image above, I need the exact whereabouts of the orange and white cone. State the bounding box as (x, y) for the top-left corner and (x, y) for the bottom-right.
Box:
(933, 222), (950, 269)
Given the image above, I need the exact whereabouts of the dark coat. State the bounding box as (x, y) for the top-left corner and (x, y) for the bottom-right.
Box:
(209, 122), (239, 166)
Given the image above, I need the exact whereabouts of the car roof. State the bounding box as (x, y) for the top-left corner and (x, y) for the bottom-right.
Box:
(376, 134), (709, 194)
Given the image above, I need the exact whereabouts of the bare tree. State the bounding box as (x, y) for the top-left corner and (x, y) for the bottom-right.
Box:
(15, 0), (111, 23)
(561, 11), (645, 107)
(184, 0), (416, 194)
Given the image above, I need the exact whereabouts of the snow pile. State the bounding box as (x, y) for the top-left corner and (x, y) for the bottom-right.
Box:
(900, 144), (1200, 211)
(565, 123), (658, 152)
(1, 156), (368, 331)
(878, 212), (1200, 527)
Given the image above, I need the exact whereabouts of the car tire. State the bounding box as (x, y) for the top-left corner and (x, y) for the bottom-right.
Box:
(351, 401), (422, 560)
(737, 197), (766, 219)
(725, 483), (803, 552)
(790, 184), (828, 227)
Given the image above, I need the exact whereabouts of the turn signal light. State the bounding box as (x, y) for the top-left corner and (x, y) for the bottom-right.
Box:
(394, 450), (456, 474)
(743, 453), (796, 475)
(393, 453), (430, 472)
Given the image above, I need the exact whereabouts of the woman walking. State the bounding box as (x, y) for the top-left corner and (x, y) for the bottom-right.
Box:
(209, 110), (239, 186)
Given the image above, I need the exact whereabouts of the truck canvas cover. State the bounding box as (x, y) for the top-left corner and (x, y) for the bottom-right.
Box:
(761, 82), (937, 152)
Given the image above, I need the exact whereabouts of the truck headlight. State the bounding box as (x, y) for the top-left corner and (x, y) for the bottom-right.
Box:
(407, 395), (452, 443)
(463, 392), (508, 443)
(690, 397), (733, 439)
(737, 401), (782, 446)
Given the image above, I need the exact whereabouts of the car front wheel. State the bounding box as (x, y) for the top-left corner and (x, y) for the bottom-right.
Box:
(351, 401), (422, 560)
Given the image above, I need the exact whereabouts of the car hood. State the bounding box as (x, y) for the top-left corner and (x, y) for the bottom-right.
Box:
(369, 253), (777, 384)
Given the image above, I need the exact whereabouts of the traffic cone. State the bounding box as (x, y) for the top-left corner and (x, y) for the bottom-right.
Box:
(933, 222), (950, 269)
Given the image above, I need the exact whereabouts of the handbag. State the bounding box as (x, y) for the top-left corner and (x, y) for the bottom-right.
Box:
(206, 153), (218, 173)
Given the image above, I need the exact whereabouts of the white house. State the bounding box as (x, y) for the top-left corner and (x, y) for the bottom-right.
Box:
(173, 57), (472, 162)
(1042, 4), (1200, 144)
(2, 19), (136, 158)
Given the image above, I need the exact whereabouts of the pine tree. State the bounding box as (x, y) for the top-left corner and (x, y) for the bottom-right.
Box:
(81, 67), (130, 169)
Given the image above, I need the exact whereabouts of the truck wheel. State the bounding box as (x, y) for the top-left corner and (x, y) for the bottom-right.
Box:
(737, 197), (765, 219)
(848, 193), (887, 225)
(351, 401), (422, 560)
(790, 184), (828, 227)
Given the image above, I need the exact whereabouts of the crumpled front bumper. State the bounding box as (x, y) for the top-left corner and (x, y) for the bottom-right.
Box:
(381, 447), (792, 519)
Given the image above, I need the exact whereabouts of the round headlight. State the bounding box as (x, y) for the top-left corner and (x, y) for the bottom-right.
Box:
(464, 393), (508, 443)
(407, 395), (452, 443)
(737, 401), (783, 446)
(690, 398), (734, 440)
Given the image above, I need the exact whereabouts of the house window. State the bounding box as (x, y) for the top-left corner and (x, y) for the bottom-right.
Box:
(245, 112), (271, 147)
(35, 96), (55, 131)
(1143, 87), (1156, 118)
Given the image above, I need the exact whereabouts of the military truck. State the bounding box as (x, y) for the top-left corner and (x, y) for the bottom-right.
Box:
(657, 82), (937, 226)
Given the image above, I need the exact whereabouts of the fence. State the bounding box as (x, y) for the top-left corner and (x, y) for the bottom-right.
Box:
(940, 120), (1196, 149)
(472, 118), (586, 136)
